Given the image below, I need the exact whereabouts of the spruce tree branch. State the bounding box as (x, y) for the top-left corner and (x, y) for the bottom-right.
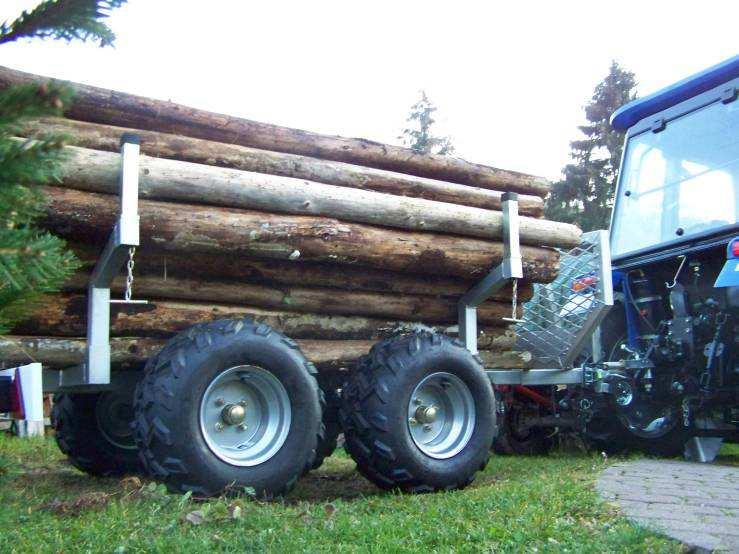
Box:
(0, 0), (126, 47)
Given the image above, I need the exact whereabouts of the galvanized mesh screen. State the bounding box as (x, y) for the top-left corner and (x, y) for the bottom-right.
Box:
(515, 231), (611, 369)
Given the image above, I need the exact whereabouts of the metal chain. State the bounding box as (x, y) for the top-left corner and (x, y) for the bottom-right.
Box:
(511, 278), (518, 320)
(125, 246), (136, 302)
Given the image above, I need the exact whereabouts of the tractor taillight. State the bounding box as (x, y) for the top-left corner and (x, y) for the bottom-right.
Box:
(731, 239), (739, 258)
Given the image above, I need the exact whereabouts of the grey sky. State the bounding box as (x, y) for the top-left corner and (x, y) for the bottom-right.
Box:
(2, 0), (737, 180)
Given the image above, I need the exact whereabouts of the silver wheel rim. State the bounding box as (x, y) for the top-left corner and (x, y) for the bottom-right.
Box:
(199, 365), (291, 467)
(407, 371), (476, 459)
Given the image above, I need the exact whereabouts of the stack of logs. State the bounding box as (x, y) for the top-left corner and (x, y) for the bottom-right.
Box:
(0, 66), (581, 380)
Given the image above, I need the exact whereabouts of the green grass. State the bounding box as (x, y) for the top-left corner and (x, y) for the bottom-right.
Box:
(0, 434), (681, 553)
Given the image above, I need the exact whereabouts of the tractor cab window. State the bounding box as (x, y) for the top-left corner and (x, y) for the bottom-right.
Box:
(611, 97), (739, 258)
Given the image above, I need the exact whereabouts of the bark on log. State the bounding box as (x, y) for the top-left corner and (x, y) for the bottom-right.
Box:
(12, 294), (406, 338)
(0, 66), (550, 196)
(23, 118), (545, 217)
(50, 144), (578, 247)
(71, 242), (477, 297)
(0, 335), (530, 370)
(13, 294), (513, 342)
(42, 187), (560, 281)
(63, 272), (529, 324)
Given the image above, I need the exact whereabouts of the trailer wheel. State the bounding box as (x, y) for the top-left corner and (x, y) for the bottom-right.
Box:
(133, 319), (323, 498)
(52, 384), (141, 476)
(310, 387), (342, 471)
(340, 331), (495, 492)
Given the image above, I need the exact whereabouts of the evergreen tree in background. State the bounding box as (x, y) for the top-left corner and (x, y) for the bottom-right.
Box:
(0, 0), (126, 333)
(400, 91), (455, 155)
(545, 61), (637, 231)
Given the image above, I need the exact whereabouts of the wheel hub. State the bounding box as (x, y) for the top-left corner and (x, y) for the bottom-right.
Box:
(407, 372), (476, 459)
(221, 403), (247, 426)
(199, 365), (291, 467)
(95, 391), (137, 451)
(414, 405), (438, 424)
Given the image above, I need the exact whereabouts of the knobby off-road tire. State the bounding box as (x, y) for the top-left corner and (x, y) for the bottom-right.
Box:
(133, 319), (323, 498)
(52, 377), (141, 476)
(311, 387), (342, 471)
(340, 331), (495, 492)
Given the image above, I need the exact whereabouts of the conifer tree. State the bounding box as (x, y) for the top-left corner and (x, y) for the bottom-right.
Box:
(0, 0), (126, 333)
(400, 91), (455, 155)
(545, 62), (637, 231)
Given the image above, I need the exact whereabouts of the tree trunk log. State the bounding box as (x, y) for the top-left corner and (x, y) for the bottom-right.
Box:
(23, 118), (545, 217)
(70, 242), (476, 297)
(0, 66), (550, 196)
(42, 187), (560, 281)
(0, 335), (530, 370)
(49, 144), (578, 247)
(13, 294), (516, 341)
(63, 272), (529, 324)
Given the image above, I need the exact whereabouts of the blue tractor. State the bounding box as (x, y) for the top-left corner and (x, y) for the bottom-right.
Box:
(501, 56), (739, 460)
(578, 55), (739, 457)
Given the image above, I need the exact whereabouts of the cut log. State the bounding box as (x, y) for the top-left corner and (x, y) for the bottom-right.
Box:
(71, 242), (477, 297)
(0, 336), (163, 369)
(42, 187), (560, 281)
(23, 118), (545, 217)
(63, 272), (529, 324)
(12, 294), (408, 339)
(0, 66), (550, 196)
(0, 335), (531, 370)
(49, 144), (578, 247)
(13, 294), (516, 341)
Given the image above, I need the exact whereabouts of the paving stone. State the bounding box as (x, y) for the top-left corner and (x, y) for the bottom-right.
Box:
(597, 460), (739, 552)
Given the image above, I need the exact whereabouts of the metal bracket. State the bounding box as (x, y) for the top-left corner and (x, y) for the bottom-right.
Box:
(59, 134), (141, 389)
(458, 192), (523, 354)
(721, 86), (737, 104)
(651, 117), (666, 133)
(486, 368), (584, 386)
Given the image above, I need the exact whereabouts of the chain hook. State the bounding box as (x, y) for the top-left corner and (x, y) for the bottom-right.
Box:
(665, 255), (686, 289)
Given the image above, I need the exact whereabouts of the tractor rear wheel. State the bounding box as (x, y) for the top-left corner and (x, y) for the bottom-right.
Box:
(340, 331), (495, 492)
(133, 319), (323, 498)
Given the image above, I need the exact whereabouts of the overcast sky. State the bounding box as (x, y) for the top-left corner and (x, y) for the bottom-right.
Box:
(2, 0), (737, 180)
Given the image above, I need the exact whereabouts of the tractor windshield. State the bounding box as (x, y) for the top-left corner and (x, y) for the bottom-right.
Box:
(610, 98), (739, 258)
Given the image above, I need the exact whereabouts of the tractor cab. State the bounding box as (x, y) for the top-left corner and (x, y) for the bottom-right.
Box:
(610, 55), (739, 267)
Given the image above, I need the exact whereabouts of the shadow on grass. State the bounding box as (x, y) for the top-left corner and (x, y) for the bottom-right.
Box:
(288, 455), (388, 503)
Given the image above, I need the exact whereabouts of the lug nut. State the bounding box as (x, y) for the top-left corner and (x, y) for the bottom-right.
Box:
(238, 423), (248, 431)
(238, 399), (247, 407)
(423, 424), (432, 432)
(215, 422), (224, 432)
(408, 417), (417, 425)
(413, 398), (422, 405)
(215, 397), (225, 407)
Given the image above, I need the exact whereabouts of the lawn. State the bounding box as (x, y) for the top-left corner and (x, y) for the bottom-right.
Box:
(0, 434), (682, 553)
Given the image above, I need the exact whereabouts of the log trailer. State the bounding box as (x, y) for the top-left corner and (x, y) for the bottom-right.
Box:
(1, 55), (738, 496)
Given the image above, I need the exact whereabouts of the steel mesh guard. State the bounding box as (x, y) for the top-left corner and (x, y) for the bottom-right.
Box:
(515, 230), (612, 369)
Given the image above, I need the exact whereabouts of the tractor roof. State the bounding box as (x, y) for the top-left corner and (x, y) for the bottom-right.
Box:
(610, 54), (739, 131)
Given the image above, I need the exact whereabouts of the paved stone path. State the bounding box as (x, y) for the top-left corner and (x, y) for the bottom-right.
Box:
(597, 460), (739, 552)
